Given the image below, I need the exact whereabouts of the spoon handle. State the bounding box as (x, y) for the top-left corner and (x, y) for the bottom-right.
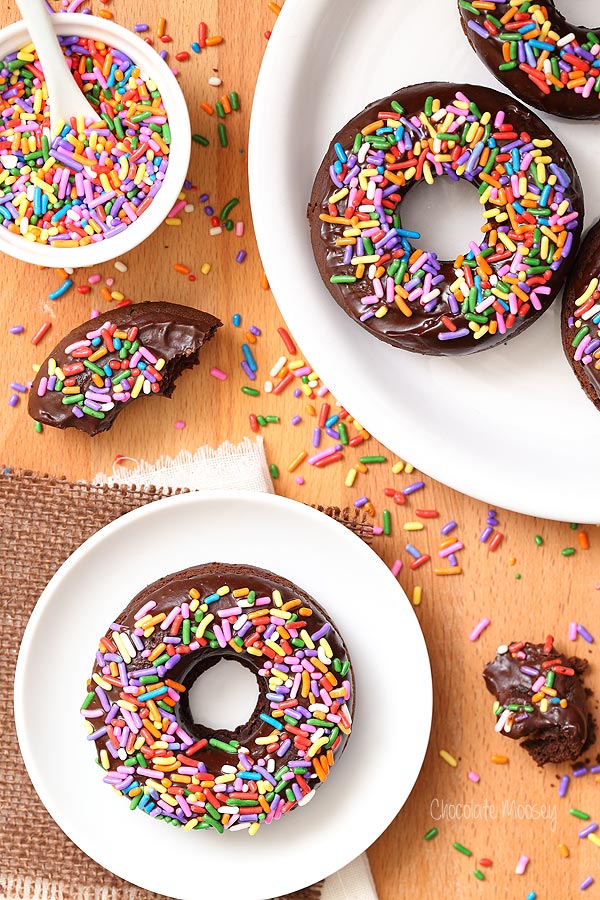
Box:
(15, 0), (85, 127)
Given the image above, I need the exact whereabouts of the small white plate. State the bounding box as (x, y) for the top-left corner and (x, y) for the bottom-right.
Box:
(249, 0), (600, 523)
(14, 491), (432, 900)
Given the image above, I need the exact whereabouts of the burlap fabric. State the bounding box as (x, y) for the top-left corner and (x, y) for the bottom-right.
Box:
(0, 467), (370, 900)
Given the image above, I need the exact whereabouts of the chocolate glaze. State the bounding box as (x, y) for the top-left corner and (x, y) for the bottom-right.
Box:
(562, 219), (600, 410)
(28, 302), (221, 435)
(458, 1), (600, 120)
(87, 563), (354, 787)
(483, 641), (588, 764)
(308, 82), (583, 356)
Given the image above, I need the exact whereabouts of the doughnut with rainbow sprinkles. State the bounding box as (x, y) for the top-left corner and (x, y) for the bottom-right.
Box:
(458, 1), (600, 120)
(308, 82), (583, 356)
(82, 563), (354, 835)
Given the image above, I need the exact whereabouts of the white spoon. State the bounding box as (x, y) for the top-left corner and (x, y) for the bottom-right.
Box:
(15, 0), (101, 134)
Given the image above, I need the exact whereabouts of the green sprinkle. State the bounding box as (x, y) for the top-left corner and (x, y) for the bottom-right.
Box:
(383, 509), (391, 536)
(265, 415), (279, 423)
(129, 792), (142, 810)
(561, 548), (576, 557)
(453, 842), (472, 857)
(192, 134), (209, 146)
(534, 534), (543, 546)
(473, 870), (485, 881)
(570, 808), (590, 820)
(208, 738), (238, 753)
(256, 415), (267, 426)
(241, 386), (260, 396)
(269, 463), (279, 479)
(216, 101), (225, 118)
(424, 828), (438, 841)
(338, 421), (348, 445)
(218, 122), (228, 147)
(229, 91), (240, 111)
(220, 197), (239, 221)
(330, 274), (356, 284)
(359, 455), (387, 464)
(81, 692), (95, 710)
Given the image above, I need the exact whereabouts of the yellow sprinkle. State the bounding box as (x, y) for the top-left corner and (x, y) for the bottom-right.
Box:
(392, 461), (404, 474)
(439, 749), (458, 767)
(412, 585), (422, 606)
(403, 522), (424, 531)
(345, 468), (357, 487)
(100, 749), (110, 770)
(201, 263), (211, 275)
(588, 834), (600, 848)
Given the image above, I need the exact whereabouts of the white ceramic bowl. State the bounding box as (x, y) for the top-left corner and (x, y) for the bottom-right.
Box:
(0, 13), (191, 268)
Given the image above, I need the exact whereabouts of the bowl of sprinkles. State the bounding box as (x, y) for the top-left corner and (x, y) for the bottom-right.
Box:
(0, 13), (190, 267)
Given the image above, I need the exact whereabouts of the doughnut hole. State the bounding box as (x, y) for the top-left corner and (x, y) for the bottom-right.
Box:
(399, 176), (484, 264)
(555, 0), (599, 28)
(185, 656), (260, 732)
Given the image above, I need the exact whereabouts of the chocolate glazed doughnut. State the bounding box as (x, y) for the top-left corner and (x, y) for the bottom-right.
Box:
(82, 563), (354, 834)
(562, 219), (600, 411)
(308, 82), (583, 356)
(458, 1), (600, 120)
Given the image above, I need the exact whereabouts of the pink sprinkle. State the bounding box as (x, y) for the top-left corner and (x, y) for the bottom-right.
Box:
(235, 221), (244, 237)
(88, 274), (101, 284)
(468, 770), (480, 783)
(568, 621), (578, 641)
(391, 559), (403, 577)
(295, 476), (304, 485)
(469, 618), (490, 642)
(90, 309), (100, 319)
(175, 420), (185, 429)
(515, 855), (529, 875)
(105, 277), (115, 287)
(210, 367), (227, 380)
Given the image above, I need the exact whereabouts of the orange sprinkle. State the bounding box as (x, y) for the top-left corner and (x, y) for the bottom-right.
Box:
(268, 1), (281, 14)
(173, 264), (190, 275)
(205, 36), (223, 46)
(156, 16), (166, 37)
(578, 531), (590, 550)
(200, 102), (214, 115)
(260, 270), (270, 290)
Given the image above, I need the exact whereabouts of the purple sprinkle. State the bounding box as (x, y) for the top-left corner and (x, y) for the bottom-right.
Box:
(573, 766), (588, 778)
(8, 393), (18, 407)
(580, 877), (594, 891)
(134, 23), (149, 32)
(9, 325), (24, 334)
(479, 525), (493, 543)
(441, 520), (457, 535)
(236, 250), (247, 264)
(558, 774), (569, 797)
(291, 415), (301, 425)
(402, 480), (424, 495)
(354, 496), (369, 508)
(579, 822), (598, 838)
(10, 382), (27, 392)
(204, 205), (214, 216)
(577, 624), (594, 643)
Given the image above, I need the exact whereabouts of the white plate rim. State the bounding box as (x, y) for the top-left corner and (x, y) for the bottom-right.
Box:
(14, 489), (432, 900)
(248, 0), (600, 524)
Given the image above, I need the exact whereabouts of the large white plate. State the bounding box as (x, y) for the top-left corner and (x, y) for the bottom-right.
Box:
(249, 0), (600, 523)
(14, 491), (431, 900)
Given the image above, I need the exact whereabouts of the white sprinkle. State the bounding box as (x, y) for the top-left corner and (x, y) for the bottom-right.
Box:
(208, 76), (222, 86)
(209, 226), (222, 236)
(114, 260), (128, 273)
(184, 204), (195, 213)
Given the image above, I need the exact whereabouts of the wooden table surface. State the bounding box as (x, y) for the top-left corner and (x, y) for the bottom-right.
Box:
(2, 2), (599, 898)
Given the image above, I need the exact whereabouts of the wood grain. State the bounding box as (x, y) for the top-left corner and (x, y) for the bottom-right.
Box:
(1, 2), (599, 897)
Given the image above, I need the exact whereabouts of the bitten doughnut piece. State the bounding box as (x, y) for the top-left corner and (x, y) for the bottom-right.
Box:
(28, 301), (221, 435)
(483, 637), (589, 765)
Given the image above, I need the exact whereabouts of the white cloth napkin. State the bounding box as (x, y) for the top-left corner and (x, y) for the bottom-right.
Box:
(94, 437), (378, 900)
